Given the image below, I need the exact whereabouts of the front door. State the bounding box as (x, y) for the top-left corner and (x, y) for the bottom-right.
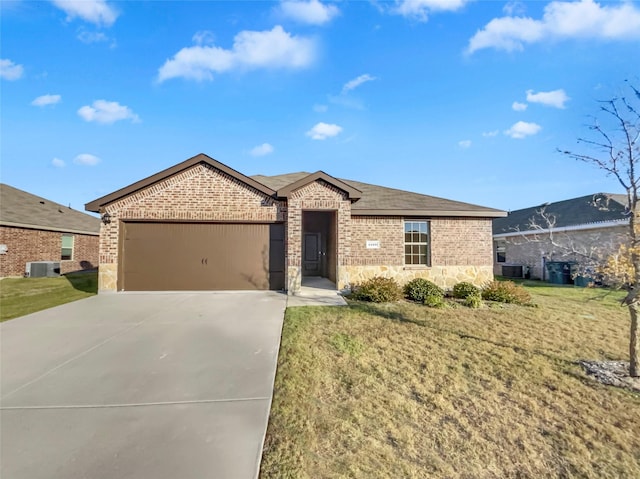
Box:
(303, 232), (322, 276)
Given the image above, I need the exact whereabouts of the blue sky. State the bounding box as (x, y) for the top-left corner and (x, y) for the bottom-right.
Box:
(2, 0), (639, 214)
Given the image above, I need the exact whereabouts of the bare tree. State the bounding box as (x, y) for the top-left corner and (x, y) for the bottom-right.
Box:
(559, 81), (640, 377)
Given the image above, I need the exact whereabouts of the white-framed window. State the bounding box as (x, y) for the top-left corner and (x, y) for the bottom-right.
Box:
(61, 234), (74, 260)
(404, 220), (430, 266)
(495, 240), (506, 263)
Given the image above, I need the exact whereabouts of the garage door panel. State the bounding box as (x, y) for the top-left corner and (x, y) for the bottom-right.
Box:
(121, 223), (283, 291)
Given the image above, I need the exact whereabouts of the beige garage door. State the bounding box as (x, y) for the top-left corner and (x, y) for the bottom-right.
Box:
(120, 222), (284, 291)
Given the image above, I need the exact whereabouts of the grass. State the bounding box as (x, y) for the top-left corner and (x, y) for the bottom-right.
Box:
(0, 271), (98, 321)
(261, 283), (640, 478)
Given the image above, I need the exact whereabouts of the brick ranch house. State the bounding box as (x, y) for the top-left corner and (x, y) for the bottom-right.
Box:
(0, 184), (100, 277)
(493, 193), (629, 281)
(85, 153), (506, 294)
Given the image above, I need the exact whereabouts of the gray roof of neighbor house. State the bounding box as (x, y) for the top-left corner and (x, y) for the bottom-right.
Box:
(252, 172), (506, 217)
(493, 193), (629, 235)
(1, 184), (100, 235)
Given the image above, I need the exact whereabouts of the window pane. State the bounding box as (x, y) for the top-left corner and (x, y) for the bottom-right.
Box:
(404, 220), (429, 266)
(497, 252), (506, 263)
(61, 248), (72, 260)
(61, 235), (74, 248)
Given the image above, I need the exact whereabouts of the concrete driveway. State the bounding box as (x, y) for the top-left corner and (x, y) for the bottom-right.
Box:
(0, 291), (286, 479)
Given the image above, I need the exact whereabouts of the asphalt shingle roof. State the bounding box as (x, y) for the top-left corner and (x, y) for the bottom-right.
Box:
(493, 193), (628, 235)
(252, 172), (505, 216)
(1, 184), (100, 234)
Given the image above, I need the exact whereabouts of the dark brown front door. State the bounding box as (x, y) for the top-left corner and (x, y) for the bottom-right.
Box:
(120, 222), (284, 291)
(303, 232), (322, 276)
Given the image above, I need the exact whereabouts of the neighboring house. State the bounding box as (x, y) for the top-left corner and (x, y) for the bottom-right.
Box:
(0, 184), (100, 277)
(85, 153), (506, 293)
(492, 193), (629, 280)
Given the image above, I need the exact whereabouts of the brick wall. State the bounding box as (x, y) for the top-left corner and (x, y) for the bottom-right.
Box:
(431, 218), (494, 266)
(349, 216), (494, 267)
(496, 225), (629, 279)
(0, 225), (98, 277)
(349, 216), (404, 265)
(343, 216), (495, 289)
(98, 164), (285, 291)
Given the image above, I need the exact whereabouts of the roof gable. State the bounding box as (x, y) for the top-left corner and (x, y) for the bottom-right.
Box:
(275, 171), (362, 200)
(86, 153), (275, 212)
(1, 184), (100, 234)
(493, 193), (628, 234)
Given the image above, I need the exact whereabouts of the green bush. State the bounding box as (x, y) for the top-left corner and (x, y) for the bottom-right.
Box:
(424, 294), (446, 308)
(452, 281), (481, 299)
(463, 292), (483, 308)
(404, 278), (444, 303)
(481, 280), (531, 305)
(351, 277), (402, 303)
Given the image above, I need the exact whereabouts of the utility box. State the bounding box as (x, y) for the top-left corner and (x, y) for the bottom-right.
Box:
(501, 264), (523, 278)
(545, 261), (574, 285)
(25, 261), (61, 278)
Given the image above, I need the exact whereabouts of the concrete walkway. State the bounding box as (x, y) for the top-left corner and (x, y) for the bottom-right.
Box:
(286, 277), (348, 307)
(0, 292), (286, 479)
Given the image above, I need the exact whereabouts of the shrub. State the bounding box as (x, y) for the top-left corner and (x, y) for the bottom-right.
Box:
(424, 294), (446, 308)
(351, 276), (402, 303)
(452, 282), (481, 299)
(481, 280), (531, 305)
(404, 278), (444, 303)
(463, 292), (483, 309)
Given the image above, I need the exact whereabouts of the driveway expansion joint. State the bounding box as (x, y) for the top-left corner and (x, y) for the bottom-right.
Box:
(0, 396), (271, 410)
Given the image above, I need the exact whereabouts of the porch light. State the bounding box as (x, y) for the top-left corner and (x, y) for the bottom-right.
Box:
(101, 212), (112, 225)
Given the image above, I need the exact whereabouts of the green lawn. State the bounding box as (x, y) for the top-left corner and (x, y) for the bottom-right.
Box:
(261, 283), (640, 479)
(0, 272), (98, 321)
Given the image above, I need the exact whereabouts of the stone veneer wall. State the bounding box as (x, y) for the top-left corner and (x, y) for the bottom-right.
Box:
(286, 180), (351, 292)
(0, 225), (98, 277)
(343, 216), (495, 290)
(97, 164), (284, 292)
(496, 225), (629, 279)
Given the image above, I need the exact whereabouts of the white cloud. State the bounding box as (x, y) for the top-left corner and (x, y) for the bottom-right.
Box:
(504, 121), (542, 139)
(74, 153), (101, 166)
(279, 0), (339, 25)
(52, 158), (66, 168)
(250, 143), (274, 156)
(0, 58), (24, 80)
(468, 0), (640, 54)
(313, 103), (328, 112)
(526, 88), (570, 109)
(78, 100), (140, 124)
(157, 26), (315, 82)
(458, 140), (472, 148)
(77, 30), (109, 44)
(50, 0), (118, 27)
(342, 73), (376, 94)
(482, 130), (500, 137)
(393, 0), (470, 21)
(192, 30), (216, 45)
(503, 1), (526, 16)
(31, 94), (62, 107)
(306, 122), (343, 140)
(512, 101), (528, 111)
